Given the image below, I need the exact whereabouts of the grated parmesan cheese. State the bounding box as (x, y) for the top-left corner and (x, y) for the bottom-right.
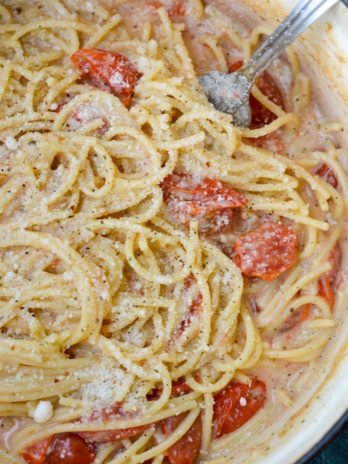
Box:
(76, 359), (133, 415)
(4, 136), (17, 150)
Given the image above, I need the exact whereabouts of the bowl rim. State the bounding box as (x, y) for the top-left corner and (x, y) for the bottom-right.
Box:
(296, 4), (348, 462)
(297, 409), (348, 464)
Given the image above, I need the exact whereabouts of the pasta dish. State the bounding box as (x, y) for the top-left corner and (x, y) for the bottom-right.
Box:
(0, 0), (346, 463)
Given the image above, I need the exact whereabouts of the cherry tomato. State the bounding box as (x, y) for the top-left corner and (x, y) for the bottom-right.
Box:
(21, 437), (53, 464)
(161, 413), (202, 464)
(229, 61), (284, 152)
(145, 0), (163, 10)
(318, 276), (335, 311)
(71, 49), (141, 107)
(171, 380), (192, 397)
(168, 0), (186, 19)
(213, 379), (266, 438)
(281, 303), (312, 332)
(145, 1), (185, 19)
(313, 163), (338, 188)
(229, 61), (284, 129)
(234, 222), (298, 281)
(46, 434), (96, 464)
(318, 244), (340, 310)
(71, 105), (109, 133)
(79, 402), (152, 444)
(167, 274), (203, 348)
(161, 173), (247, 234)
(148, 379), (192, 400)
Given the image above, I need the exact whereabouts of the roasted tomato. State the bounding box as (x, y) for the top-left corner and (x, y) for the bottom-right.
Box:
(281, 303), (312, 332)
(21, 434), (96, 464)
(148, 378), (192, 400)
(234, 222), (298, 281)
(167, 274), (203, 349)
(145, 0), (185, 19)
(168, 0), (186, 18)
(71, 49), (141, 107)
(318, 244), (340, 310)
(313, 163), (338, 189)
(229, 60), (284, 129)
(161, 413), (202, 464)
(21, 437), (53, 464)
(161, 173), (247, 234)
(78, 402), (151, 444)
(46, 434), (96, 464)
(213, 379), (267, 438)
(230, 60), (284, 151)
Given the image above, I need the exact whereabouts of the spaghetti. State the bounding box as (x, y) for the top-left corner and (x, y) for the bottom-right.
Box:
(0, 1), (346, 463)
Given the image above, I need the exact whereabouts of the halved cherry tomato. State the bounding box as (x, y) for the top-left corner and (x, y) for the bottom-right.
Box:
(161, 173), (247, 234)
(78, 402), (152, 444)
(21, 437), (53, 464)
(46, 434), (96, 464)
(161, 413), (202, 464)
(145, 0), (163, 10)
(168, 0), (186, 18)
(281, 303), (312, 332)
(145, 0), (185, 19)
(148, 379), (192, 400)
(318, 276), (335, 310)
(79, 425), (151, 444)
(234, 222), (298, 281)
(21, 434), (95, 464)
(230, 61), (284, 152)
(71, 49), (141, 107)
(229, 61), (284, 129)
(213, 379), (267, 438)
(179, 274), (203, 331)
(318, 244), (340, 311)
(171, 380), (192, 397)
(167, 274), (203, 348)
(313, 163), (338, 189)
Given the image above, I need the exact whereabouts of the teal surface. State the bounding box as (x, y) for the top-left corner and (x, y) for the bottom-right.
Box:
(309, 425), (348, 463)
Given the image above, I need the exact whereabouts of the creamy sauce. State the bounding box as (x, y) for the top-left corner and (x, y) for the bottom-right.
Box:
(0, 1), (346, 463)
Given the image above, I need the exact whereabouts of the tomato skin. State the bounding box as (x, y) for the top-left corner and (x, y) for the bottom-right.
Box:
(22, 434), (96, 464)
(167, 274), (203, 348)
(234, 222), (298, 281)
(178, 274), (203, 331)
(171, 380), (192, 397)
(318, 276), (335, 310)
(281, 303), (312, 332)
(213, 379), (267, 439)
(21, 437), (53, 464)
(313, 163), (338, 189)
(79, 425), (150, 444)
(145, 1), (185, 19)
(161, 173), (247, 234)
(161, 413), (202, 464)
(318, 244), (340, 311)
(168, 0), (186, 18)
(148, 379), (192, 400)
(78, 402), (151, 444)
(249, 71), (284, 129)
(229, 61), (284, 152)
(46, 434), (96, 464)
(71, 49), (141, 107)
(229, 61), (284, 129)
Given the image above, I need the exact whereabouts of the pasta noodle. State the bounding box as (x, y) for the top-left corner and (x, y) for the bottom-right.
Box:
(0, 1), (346, 463)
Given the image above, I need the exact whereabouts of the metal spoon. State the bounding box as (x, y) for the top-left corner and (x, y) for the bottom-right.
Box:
(199, 0), (340, 128)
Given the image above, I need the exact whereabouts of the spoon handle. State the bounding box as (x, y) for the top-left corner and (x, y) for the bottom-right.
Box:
(244, 0), (340, 81)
